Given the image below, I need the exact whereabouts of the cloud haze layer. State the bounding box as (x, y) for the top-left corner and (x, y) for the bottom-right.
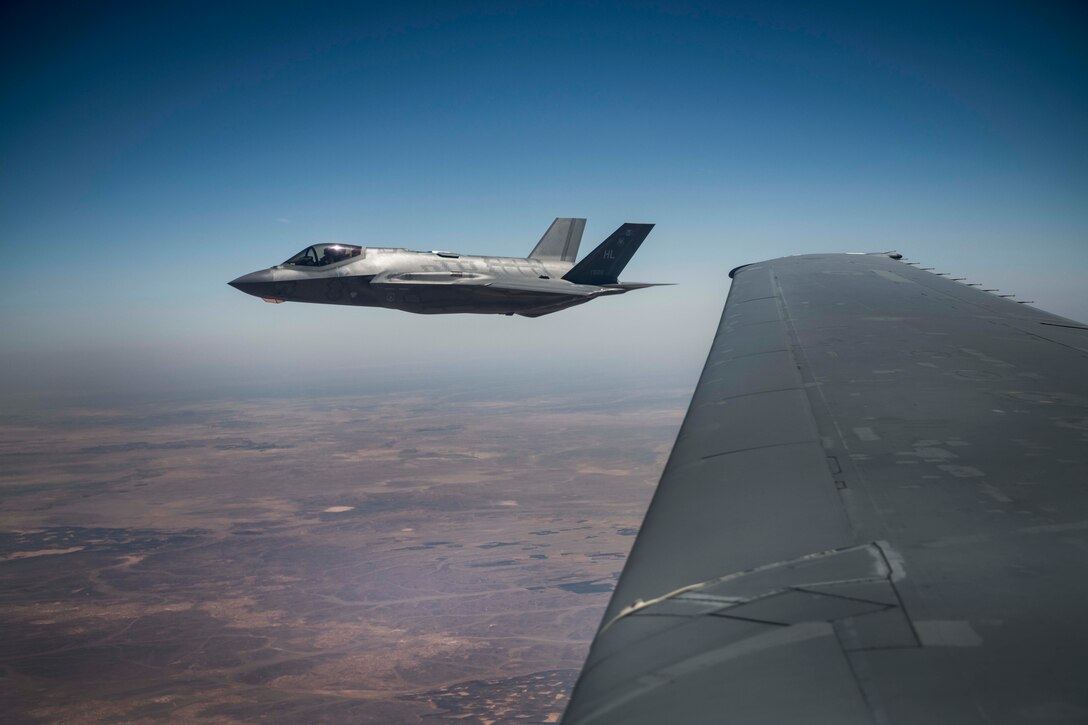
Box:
(2, 1), (1085, 399)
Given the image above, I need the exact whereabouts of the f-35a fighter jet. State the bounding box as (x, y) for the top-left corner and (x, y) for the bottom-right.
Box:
(228, 219), (664, 317)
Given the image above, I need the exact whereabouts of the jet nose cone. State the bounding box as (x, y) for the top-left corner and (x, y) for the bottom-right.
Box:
(228, 269), (276, 296)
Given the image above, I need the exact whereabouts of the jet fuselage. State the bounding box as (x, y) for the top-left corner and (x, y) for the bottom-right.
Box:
(231, 248), (588, 314)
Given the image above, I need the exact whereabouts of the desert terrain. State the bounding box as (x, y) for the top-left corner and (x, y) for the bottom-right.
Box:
(0, 379), (686, 723)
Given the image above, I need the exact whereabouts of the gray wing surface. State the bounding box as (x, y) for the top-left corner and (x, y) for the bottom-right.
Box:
(564, 253), (1088, 724)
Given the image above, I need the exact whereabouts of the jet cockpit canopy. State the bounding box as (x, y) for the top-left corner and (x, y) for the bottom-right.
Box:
(283, 244), (363, 267)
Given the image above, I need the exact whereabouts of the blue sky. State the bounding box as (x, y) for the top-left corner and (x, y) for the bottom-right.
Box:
(2, 1), (1085, 400)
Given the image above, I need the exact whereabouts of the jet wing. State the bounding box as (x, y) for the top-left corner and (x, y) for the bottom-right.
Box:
(474, 277), (605, 297)
(564, 253), (1088, 724)
(373, 273), (606, 297)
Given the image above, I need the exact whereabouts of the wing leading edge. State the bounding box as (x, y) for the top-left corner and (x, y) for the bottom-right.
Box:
(564, 253), (1088, 724)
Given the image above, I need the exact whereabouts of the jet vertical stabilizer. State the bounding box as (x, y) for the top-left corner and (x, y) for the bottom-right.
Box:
(528, 217), (585, 263)
(562, 223), (654, 285)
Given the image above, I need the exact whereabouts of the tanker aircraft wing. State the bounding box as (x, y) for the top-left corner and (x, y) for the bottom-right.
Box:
(564, 253), (1088, 724)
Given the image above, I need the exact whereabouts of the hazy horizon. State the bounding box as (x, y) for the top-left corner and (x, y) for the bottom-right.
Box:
(2, 1), (1086, 402)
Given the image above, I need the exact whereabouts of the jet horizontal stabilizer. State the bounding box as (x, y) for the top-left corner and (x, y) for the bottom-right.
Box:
(600, 282), (674, 291)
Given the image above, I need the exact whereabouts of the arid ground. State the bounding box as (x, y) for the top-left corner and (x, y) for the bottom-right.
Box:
(1, 380), (686, 723)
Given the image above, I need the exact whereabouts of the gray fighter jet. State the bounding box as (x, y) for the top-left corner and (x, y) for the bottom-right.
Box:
(228, 218), (664, 317)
